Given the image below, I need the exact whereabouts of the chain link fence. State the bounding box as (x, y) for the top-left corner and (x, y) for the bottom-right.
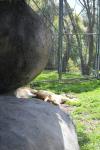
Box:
(30, 0), (100, 82)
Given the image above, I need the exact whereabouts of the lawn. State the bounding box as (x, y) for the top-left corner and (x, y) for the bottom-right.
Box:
(30, 71), (100, 150)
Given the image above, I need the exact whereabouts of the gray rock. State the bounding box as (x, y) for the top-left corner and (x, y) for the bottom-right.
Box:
(0, 1), (51, 93)
(0, 96), (79, 150)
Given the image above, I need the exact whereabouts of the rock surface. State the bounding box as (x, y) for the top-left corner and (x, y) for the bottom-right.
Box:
(0, 96), (79, 150)
(0, 0), (51, 93)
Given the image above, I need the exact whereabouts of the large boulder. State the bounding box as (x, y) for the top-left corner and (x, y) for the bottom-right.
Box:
(0, 96), (79, 150)
(0, 0), (51, 93)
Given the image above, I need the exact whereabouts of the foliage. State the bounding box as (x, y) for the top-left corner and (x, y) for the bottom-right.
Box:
(31, 71), (100, 150)
(68, 58), (80, 72)
(27, 0), (98, 75)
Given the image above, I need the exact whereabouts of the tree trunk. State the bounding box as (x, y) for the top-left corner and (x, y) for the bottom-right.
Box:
(81, 63), (90, 75)
(62, 35), (71, 72)
(88, 28), (94, 74)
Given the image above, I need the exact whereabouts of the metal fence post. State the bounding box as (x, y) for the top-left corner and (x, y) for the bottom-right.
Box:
(96, 0), (100, 79)
(58, 0), (63, 80)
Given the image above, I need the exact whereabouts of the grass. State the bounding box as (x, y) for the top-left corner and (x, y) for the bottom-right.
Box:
(30, 71), (100, 150)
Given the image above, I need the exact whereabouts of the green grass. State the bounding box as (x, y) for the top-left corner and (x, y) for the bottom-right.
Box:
(34, 70), (81, 80)
(30, 71), (100, 150)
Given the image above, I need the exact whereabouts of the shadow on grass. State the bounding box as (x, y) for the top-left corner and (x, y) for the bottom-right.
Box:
(78, 131), (90, 150)
(32, 79), (100, 94)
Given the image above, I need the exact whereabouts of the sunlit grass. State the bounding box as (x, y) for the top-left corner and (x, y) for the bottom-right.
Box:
(34, 70), (81, 81)
(30, 71), (100, 150)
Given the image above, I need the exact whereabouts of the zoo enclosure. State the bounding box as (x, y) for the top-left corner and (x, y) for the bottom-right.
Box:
(30, 0), (100, 81)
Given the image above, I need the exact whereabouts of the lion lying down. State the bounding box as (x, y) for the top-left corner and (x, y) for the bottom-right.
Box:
(15, 87), (78, 105)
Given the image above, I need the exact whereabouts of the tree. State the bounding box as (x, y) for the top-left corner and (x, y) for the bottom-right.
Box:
(79, 0), (96, 75)
(64, 0), (96, 75)
(62, 19), (72, 72)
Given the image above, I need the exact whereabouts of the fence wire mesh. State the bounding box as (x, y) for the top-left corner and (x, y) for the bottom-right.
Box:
(30, 0), (100, 82)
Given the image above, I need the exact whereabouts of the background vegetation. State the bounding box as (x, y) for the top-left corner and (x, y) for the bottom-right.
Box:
(28, 0), (100, 149)
(28, 0), (99, 77)
(31, 71), (100, 150)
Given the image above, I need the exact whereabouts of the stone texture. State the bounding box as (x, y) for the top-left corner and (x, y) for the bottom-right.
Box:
(0, 96), (79, 150)
(0, 0), (51, 93)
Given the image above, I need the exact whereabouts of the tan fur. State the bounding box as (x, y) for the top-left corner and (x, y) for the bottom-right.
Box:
(15, 87), (78, 105)
(15, 87), (36, 99)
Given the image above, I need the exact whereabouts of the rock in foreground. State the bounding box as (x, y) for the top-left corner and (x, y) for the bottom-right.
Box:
(0, 96), (79, 150)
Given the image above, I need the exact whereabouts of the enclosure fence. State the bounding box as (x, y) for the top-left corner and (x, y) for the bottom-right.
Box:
(31, 0), (100, 82)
